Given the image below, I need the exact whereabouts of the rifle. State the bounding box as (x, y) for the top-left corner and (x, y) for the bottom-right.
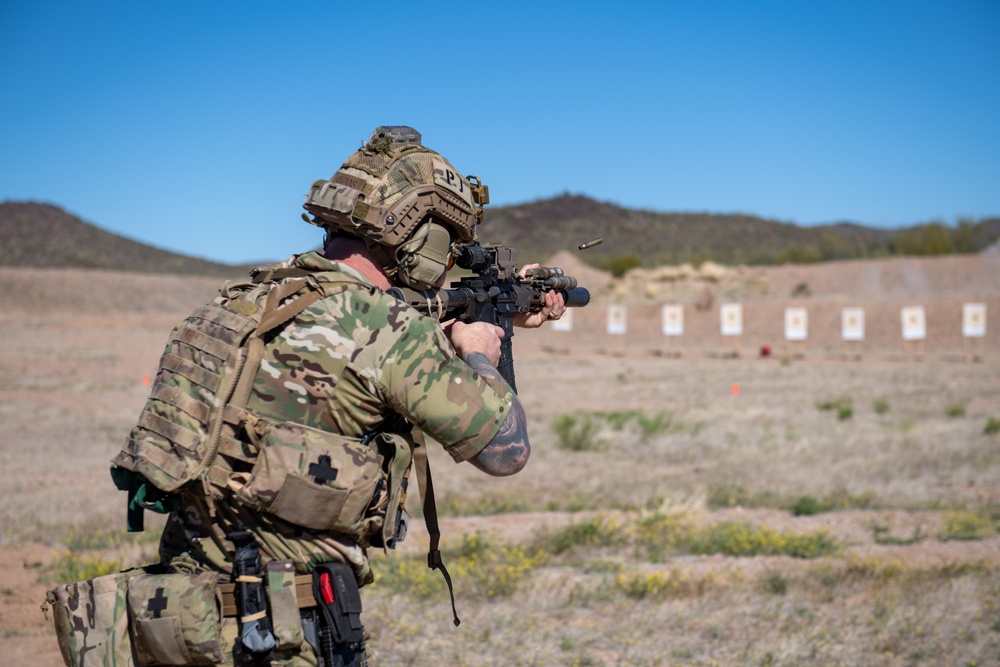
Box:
(388, 241), (590, 393)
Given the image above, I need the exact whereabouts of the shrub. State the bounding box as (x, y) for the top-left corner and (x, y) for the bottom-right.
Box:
(553, 413), (603, 451)
(940, 511), (992, 541)
(374, 533), (547, 601)
(817, 395), (853, 420)
(618, 571), (671, 599)
(601, 410), (639, 431)
(554, 410), (681, 450)
(459, 539), (547, 600)
(821, 489), (877, 510)
(791, 282), (811, 298)
(946, 402), (967, 418)
(602, 255), (642, 278)
(634, 513), (694, 561)
(844, 556), (904, 581)
(873, 397), (891, 415)
(595, 410), (677, 438)
(761, 571), (788, 595)
(541, 517), (628, 556)
(869, 521), (924, 546)
(636, 411), (675, 438)
(790, 496), (823, 516)
(616, 568), (708, 600)
(984, 417), (1000, 435)
(689, 521), (838, 558)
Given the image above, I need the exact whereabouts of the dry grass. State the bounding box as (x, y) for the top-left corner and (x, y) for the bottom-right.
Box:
(360, 353), (1000, 665)
(2, 264), (1000, 665)
(362, 556), (1000, 666)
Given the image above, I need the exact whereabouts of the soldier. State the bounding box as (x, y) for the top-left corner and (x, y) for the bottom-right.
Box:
(97, 126), (565, 667)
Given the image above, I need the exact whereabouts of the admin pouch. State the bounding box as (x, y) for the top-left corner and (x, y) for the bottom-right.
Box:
(44, 567), (226, 667)
(109, 266), (411, 546)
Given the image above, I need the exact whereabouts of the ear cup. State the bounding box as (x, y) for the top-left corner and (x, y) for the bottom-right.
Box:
(395, 222), (453, 290)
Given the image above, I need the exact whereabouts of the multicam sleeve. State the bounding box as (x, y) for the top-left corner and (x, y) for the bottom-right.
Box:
(374, 299), (515, 462)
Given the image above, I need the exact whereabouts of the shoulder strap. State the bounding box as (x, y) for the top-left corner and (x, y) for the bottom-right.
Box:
(411, 429), (461, 627)
(228, 276), (361, 415)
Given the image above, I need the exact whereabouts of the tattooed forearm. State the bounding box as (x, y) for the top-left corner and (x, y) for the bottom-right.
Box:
(471, 401), (530, 476)
(463, 352), (504, 383)
(465, 352), (531, 476)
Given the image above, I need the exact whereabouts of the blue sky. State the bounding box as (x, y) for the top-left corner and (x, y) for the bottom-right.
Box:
(2, 1), (998, 264)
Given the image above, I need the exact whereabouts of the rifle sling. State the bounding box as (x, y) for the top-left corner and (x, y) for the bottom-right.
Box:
(412, 430), (461, 627)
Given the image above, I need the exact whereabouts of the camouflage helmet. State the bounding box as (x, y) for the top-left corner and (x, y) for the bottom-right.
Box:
(303, 126), (489, 249)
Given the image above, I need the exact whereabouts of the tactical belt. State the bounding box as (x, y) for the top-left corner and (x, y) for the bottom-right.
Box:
(219, 574), (315, 618)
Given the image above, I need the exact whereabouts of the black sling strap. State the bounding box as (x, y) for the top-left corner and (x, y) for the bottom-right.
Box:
(411, 430), (461, 627)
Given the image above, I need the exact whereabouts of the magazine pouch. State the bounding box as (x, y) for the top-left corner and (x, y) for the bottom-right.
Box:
(265, 560), (303, 650)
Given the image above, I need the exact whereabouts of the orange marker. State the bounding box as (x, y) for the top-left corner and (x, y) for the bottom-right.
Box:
(731, 382), (740, 396)
(143, 374), (151, 387)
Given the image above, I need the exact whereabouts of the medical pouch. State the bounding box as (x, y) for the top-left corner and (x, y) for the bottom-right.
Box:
(126, 570), (225, 665)
(233, 419), (384, 538)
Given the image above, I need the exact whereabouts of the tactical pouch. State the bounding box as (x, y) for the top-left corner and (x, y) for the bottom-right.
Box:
(264, 560), (303, 650)
(364, 431), (413, 549)
(232, 418), (385, 539)
(126, 570), (226, 665)
(45, 568), (144, 667)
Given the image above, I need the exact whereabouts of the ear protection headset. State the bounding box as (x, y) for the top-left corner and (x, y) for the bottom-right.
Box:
(394, 220), (454, 290)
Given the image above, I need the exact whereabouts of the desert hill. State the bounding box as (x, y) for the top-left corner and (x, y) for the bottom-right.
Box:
(484, 194), (1000, 269)
(4, 199), (1000, 278)
(0, 201), (249, 276)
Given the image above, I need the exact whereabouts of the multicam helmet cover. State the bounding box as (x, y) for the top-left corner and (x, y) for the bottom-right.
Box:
(303, 126), (489, 248)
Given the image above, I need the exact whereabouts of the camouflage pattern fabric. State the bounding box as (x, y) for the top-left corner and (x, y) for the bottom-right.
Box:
(45, 570), (136, 667)
(126, 570), (226, 664)
(45, 565), (236, 667)
(159, 251), (514, 586)
(264, 561), (303, 650)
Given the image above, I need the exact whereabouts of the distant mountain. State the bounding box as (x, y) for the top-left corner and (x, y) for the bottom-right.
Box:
(482, 194), (1000, 271)
(2, 198), (998, 275)
(0, 201), (251, 276)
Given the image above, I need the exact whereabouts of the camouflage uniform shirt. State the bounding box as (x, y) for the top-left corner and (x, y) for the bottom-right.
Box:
(158, 251), (514, 585)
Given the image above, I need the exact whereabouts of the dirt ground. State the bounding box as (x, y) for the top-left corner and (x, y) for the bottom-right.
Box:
(1, 254), (999, 666)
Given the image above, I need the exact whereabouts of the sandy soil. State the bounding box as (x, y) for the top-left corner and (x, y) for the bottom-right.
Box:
(1, 254), (998, 666)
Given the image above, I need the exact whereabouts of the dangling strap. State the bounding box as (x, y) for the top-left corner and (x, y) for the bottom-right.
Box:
(411, 430), (461, 626)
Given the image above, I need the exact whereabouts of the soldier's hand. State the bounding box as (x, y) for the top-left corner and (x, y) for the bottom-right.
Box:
(515, 289), (566, 329)
(443, 320), (505, 367)
(514, 263), (568, 328)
